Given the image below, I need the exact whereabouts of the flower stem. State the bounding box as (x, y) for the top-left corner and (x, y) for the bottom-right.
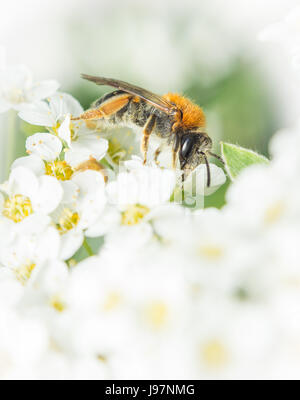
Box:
(83, 238), (94, 257)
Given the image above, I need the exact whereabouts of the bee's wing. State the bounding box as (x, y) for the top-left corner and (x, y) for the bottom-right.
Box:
(81, 74), (175, 114)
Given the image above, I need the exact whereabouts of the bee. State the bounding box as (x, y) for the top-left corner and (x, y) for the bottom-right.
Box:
(73, 75), (223, 186)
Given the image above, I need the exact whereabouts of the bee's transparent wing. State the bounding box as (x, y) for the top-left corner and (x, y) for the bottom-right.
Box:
(81, 74), (175, 114)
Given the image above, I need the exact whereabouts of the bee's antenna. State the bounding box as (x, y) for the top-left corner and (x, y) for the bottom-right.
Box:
(203, 153), (211, 187)
(208, 151), (225, 165)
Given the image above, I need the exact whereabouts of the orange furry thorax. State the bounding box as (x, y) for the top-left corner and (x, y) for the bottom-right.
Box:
(163, 93), (206, 130)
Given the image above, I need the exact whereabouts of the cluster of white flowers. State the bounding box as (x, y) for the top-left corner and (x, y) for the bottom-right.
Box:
(1, 6), (300, 379)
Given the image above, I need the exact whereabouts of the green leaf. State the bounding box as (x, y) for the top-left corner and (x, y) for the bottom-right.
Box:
(221, 142), (269, 180)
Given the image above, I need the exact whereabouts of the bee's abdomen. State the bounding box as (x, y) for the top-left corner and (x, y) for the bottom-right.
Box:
(93, 91), (173, 137)
(94, 91), (150, 128)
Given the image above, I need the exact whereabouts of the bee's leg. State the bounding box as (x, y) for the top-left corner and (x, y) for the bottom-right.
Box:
(71, 93), (131, 121)
(141, 114), (156, 165)
(172, 133), (180, 169)
(154, 146), (162, 166)
(71, 109), (104, 121)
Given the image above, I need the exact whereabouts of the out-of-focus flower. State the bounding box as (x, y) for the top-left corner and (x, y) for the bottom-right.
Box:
(0, 308), (49, 380)
(259, 6), (300, 71)
(0, 225), (61, 286)
(0, 48), (59, 113)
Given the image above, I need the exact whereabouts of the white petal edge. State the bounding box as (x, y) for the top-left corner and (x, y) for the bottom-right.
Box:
(26, 132), (62, 161)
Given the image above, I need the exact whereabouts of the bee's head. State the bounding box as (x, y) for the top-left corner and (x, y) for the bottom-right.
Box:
(179, 132), (212, 183)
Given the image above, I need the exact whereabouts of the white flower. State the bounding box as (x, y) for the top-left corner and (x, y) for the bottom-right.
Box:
(0, 225), (61, 286)
(23, 113), (108, 170)
(226, 163), (299, 232)
(182, 163), (226, 199)
(51, 170), (107, 260)
(0, 308), (49, 379)
(86, 158), (176, 242)
(13, 141), (108, 259)
(18, 92), (83, 127)
(58, 115), (108, 167)
(0, 166), (63, 227)
(107, 158), (176, 209)
(26, 132), (63, 162)
(0, 52), (59, 113)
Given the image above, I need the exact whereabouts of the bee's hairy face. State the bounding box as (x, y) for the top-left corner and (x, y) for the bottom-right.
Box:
(179, 133), (212, 177)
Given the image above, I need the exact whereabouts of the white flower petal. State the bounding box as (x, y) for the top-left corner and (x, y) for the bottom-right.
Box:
(8, 166), (39, 199)
(60, 230), (84, 260)
(64, 149), (93, 168)
(26, 133), (62, 161)
(14, 214), (51, 236)
(85, 206), (121, 237)
(107, 166), (176, 208)
(29, 80), (60, 102)
(57, 114), (71, 147)
(11, 155), (45, 176)
(33, 176), (63, 214)
(1, 65), (32, 92)
(74, 135), (108, 160)
(49, 93), (83, 118)
(184, 163), (226, 196)
(60, 181), (79, 204)
(36, 227), (61, 262)
(78, 189), (107, 229)
(18, 101), (55, 126)
(71, 170), (105, 198)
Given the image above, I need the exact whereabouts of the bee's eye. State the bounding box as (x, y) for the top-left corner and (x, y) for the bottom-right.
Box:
(181, 135), (195, 159)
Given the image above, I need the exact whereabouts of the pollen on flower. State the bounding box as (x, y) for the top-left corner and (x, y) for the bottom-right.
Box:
(5, 88), (25, 104)
(14, 262), (36, 285)
(56, 208), (80, 235)
(75, 156), (107, 181)
(200, 340), (228, 369)
(198, 244), (224, 260)
(264, 201), (285, 225)
(144, 301), (168, 330)
(45, 160), (74, 181)
(121, 204), (150, 226)
(52, 121), (61, 135)
(50, 295), (66, 312)
(3, 194), (33, 223)
(108, 138), (127, 164)
(103, 292), (122, 312)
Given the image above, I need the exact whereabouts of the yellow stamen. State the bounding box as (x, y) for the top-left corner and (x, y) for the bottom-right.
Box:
(145, 301), (168, 330)
(45, 160), (73, 181)
(122, 204), (150, 226)
(103, 292), (122, 312)
(14, 262), (36, 285)
(56, 208), (80, 235)
(52, 121), (61, 135)
(264, 201), (285, 225)
(198, 245), (224, 260)
(3, 195), (33, 223)
(6, 88), (25, 104)
(201, 340), (228, 369)
(50, 295), (66, 312)
(108, 138), (127, 164)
